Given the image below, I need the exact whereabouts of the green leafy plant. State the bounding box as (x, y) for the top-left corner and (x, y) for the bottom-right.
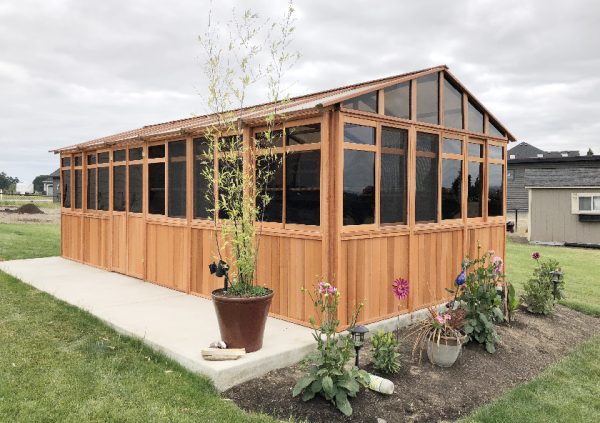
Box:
(293, 281), (369, 416)
(198, 3), (299, 297)
(505, 282), (520, 321)
(449, 246), (505, 353)
(371, 330), (401, 374)
(521, 252), (564, 314)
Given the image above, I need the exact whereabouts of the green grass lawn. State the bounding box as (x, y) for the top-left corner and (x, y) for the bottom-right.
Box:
(0, 223), (60, 261)
(461, 238), (600, 422)
(1, 226), (599, 422)
(506, 238), (600, 316)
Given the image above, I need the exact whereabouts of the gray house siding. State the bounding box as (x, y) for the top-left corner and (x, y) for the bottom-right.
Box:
(508, 158), (600, 212)
(529, 188), (600, 245)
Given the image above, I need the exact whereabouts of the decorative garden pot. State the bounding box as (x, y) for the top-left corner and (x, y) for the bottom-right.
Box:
(426, 334), (466, 367)
(211, 288), (274, 353)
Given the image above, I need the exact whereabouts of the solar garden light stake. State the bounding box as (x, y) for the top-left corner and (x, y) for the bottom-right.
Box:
(349, 325), (369, 367)
(551, 268), (563, 300)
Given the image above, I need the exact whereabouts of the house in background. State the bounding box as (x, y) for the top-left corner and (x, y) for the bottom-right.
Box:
(506, 141), (598, 233)
(43, 169), (61, 202)
(527, 167), (600, 247)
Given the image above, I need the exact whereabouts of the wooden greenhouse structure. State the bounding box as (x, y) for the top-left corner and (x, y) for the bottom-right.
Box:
(53, 65), (514, 327)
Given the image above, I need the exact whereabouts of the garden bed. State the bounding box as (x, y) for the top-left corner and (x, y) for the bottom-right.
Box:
(226, 305), (599, 422)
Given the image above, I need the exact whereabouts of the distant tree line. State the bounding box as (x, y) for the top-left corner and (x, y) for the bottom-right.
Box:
(0, 171), (20, 193)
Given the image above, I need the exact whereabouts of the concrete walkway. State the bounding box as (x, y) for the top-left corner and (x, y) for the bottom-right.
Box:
(0, 257), (315, 391)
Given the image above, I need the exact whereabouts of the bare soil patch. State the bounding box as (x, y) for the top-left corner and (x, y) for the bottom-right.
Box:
(0, 205), (60, 224)
(225, 306), (599, 423)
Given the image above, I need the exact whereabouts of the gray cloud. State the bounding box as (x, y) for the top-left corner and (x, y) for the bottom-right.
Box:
(2, 0), (599, 183)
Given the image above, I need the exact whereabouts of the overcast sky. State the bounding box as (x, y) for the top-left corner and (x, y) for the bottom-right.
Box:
(2, 0), (599, 184)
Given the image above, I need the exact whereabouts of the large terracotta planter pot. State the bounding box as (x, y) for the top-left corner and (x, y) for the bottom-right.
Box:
(426, 334), (466, 368)
(212, 288), (274, 353)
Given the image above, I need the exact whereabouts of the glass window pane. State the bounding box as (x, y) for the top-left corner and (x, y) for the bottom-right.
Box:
(579, 197), (592, 211)
(415, 132), (439, 222)
(342, 91), (378, 113)
(381, 152), (407, 224)
(468, 142), (483, 158)
(444, 79), (463, 129)
(286, 124), (320, 145)
(113, 149), (126, 162)
(113, 166), (126, 212)
(594, 196), (600, 211)
(255, 130), (283, 148)
(286, 151), (320, 225)
(416, 73), (439, 124)
(74, 156), (82, 167)
(61, 157), (71, 167)
(416, 132), (439, 153)
(148, 163), (165, 214)
(168, 141), (186, 217)
(468, 101), (484, 133)
(87, 168), (96, 210)
(193, 137), (211, 219)
(488, 164), (504, 216)
(62, 170), (70, 208)
(443, 138), (462, 154)
(257, 154), (283, 222)
(148, 144), (165, 159)
(343, 150), (374, 225)
(87, 153), (96, 165)
(98, 152), (110, 164)
(97, 167), (109, 211)
(344, 123), (375, 145)
(489, 145), (503, 160)
(384, 82), (410, 119)
(489, 120), (504, 138)
(74, 169), (82, 209)
(442, 159), (462, 219)
(129, 147), (143, 161)
(128, 164), (143, 213)
(381, 126), (407, 149)
(467, 162), (483, 218)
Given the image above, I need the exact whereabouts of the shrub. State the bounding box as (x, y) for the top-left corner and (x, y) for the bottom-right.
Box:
(450, 248), (504, 353)
(292, 282), (369, 417)
(371, 331), (401, 374)
(521, 252), (564, 314)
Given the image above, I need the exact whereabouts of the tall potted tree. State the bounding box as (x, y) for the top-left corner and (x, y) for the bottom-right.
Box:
(198, 3), (298, 352)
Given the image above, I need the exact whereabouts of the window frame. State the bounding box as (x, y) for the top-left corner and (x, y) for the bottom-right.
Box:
(146, 141), (168, 219)
(112, 149), (127, 214)
(127, 143), (145, 215)
(440, 136), (464, 223)
(251, 116), (323, 231)
(95, 149), (111, 213)
(60, 154), (72, 211)
(341, 115), (411, 232)
(73, 154), (83, 210)
(572, 193), (600, 215)
(465, 138), (485, 222)
(84, 151), (97, 213)
(486, 140), (506, 221)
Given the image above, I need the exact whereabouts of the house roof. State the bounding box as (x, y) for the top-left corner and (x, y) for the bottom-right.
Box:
(51, 65), (515, 154)
(509, 155), (600, 165)
(49, 168), (60, 178)
(525, 167), (600, 188)
(508, 141), (581, 160)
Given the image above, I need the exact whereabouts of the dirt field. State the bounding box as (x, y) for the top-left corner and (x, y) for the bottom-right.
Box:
(226, 305), (599, 422)
(0, 206), (60, 224)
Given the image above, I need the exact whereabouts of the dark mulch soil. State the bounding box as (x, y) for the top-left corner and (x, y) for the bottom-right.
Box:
(16, 203), (44, 214)
(225, 306), (599, 423)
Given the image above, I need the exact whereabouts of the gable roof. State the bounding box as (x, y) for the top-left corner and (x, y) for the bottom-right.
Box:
(51, 65), (514, 153)
(508, 142), (545, 159)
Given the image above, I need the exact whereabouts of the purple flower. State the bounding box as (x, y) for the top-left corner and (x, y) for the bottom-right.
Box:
(531, 252), (540, 261)
(392, 278), (409, 300)
(455, 270), (466, 286)
(493, 256), (504, 274)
